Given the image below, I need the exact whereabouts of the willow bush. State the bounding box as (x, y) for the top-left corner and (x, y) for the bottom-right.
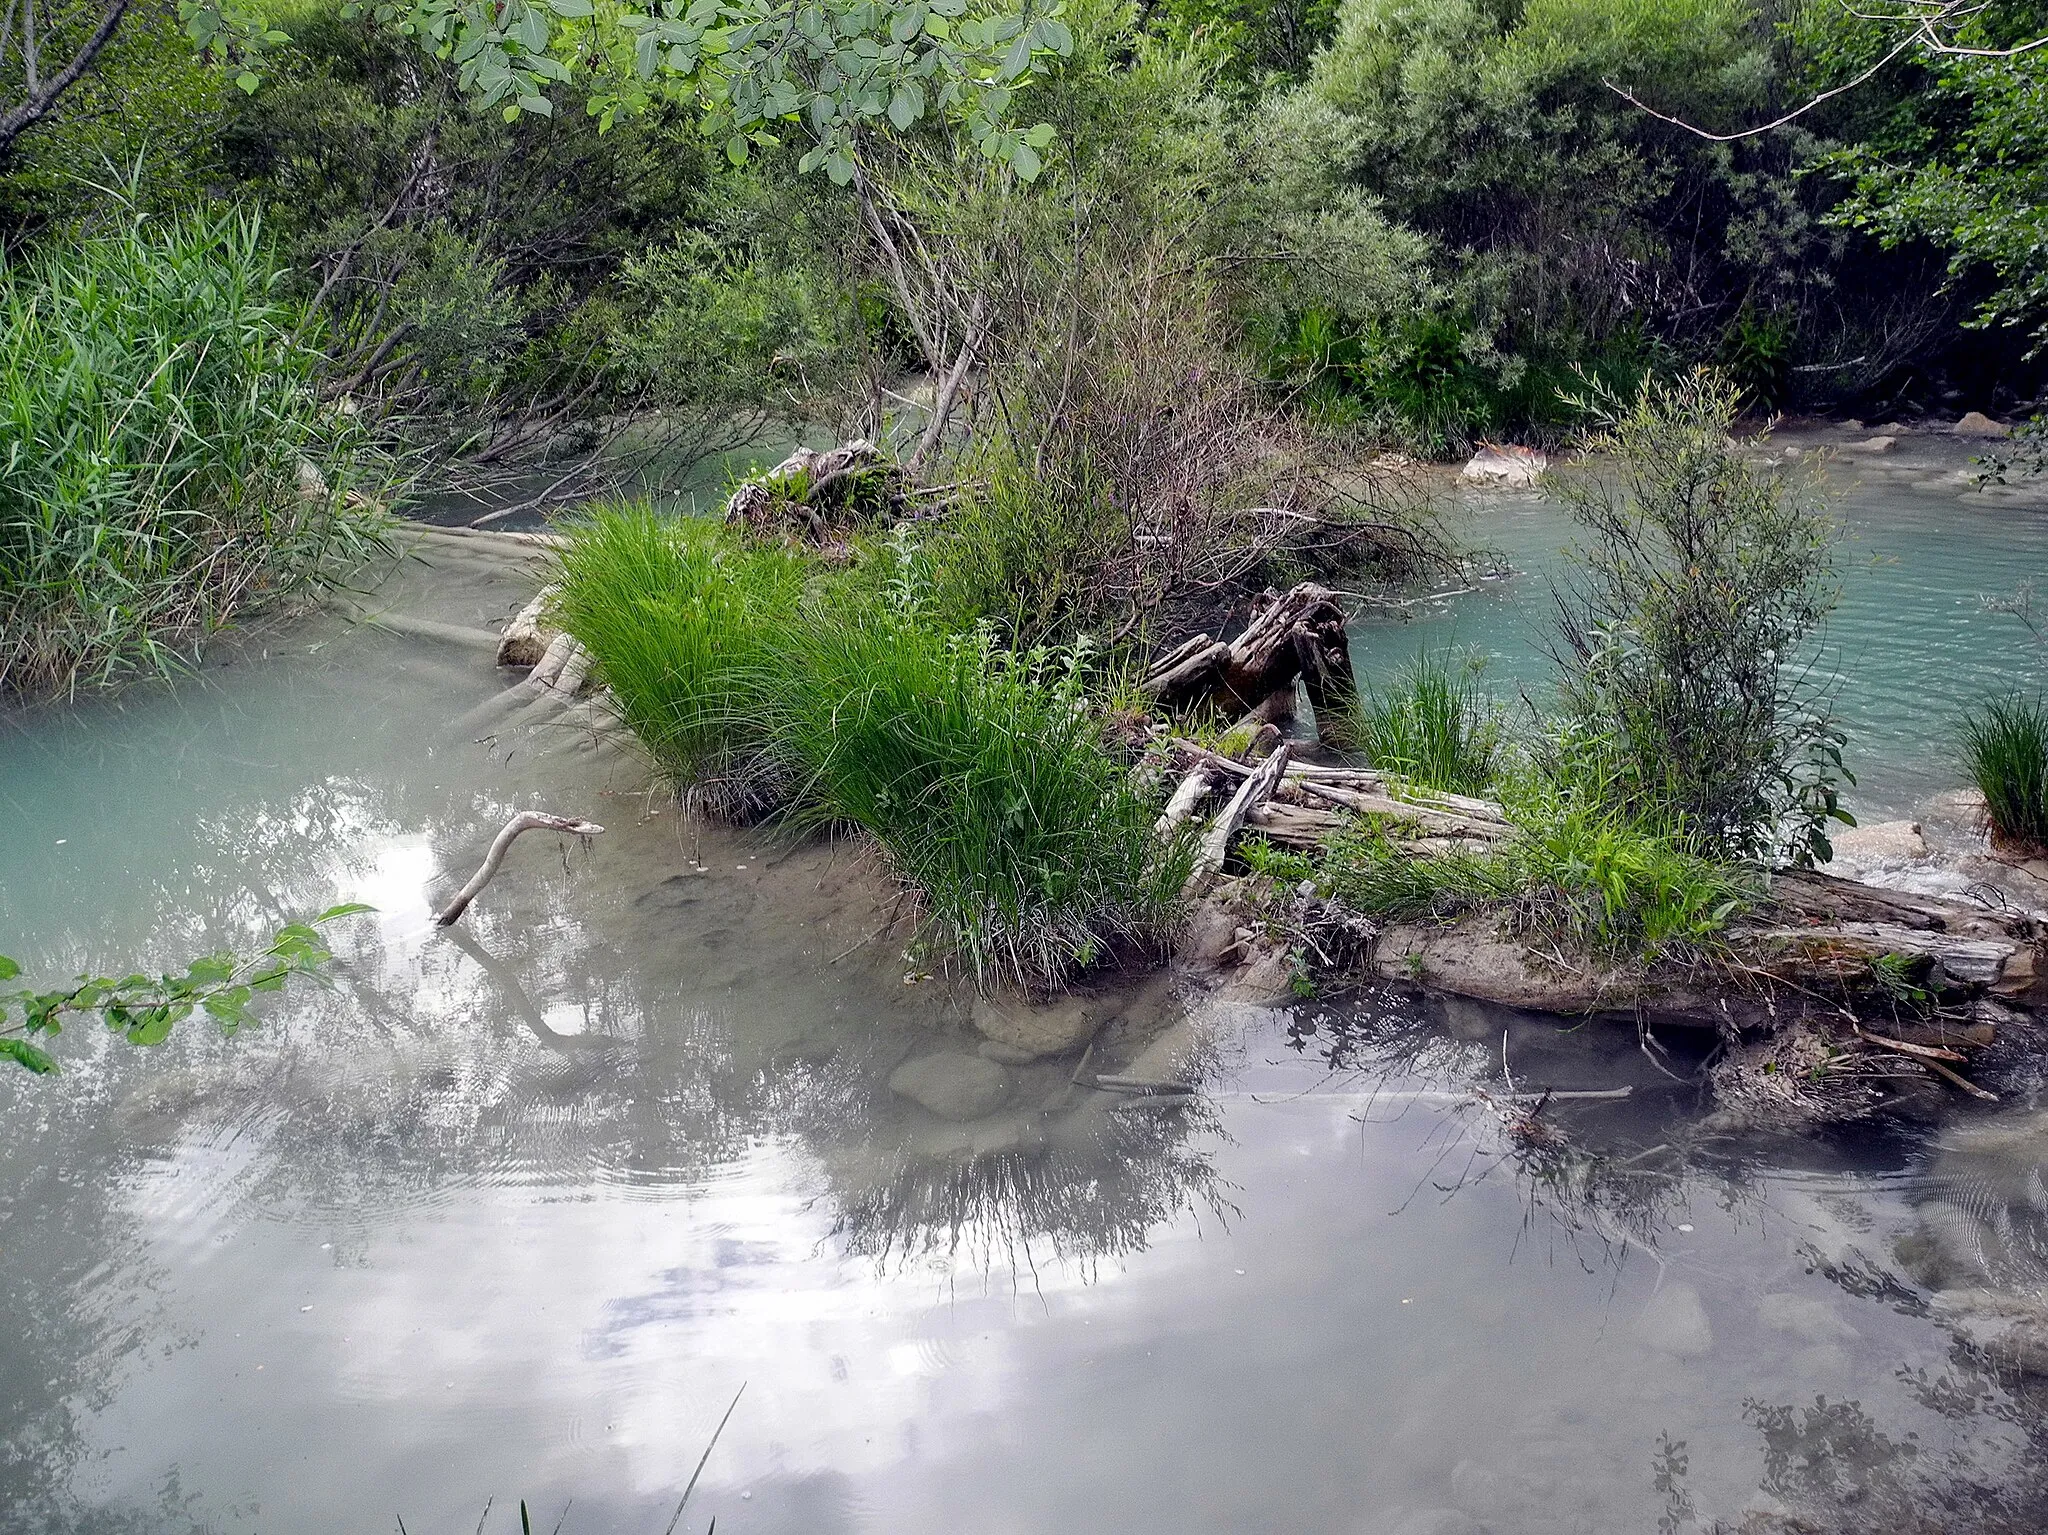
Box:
(0, 206), (384, 695)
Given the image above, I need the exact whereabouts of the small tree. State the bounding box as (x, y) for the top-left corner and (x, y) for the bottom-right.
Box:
(1548, 370), (1849, 863)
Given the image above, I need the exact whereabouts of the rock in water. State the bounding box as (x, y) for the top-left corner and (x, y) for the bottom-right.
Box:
(1847, 435), (1897, 454)
(888, 1054), (1012, 1121)
(971, 993), (1098, 1060)
(1827, 819), (1929, 863)
(1953, 411), (2010, 438)
(1459, 444), (1547, 487)
(1633, 1283), (1713, 1357)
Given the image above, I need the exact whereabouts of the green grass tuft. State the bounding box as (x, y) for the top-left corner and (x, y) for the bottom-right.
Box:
(1348, 648), (1503, 795)
(551, 502), (807, 814)
(776, 604), (1190, 988)
(1961, 694), (2048, 849)
(554, 509), (1189, 989)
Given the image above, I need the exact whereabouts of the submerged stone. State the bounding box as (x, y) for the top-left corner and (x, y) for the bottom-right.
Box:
(1952, 411), (2009, 438)
(888, 1053), (1012, 1121)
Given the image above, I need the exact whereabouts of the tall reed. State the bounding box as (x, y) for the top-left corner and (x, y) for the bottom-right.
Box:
(0, 206), (384, 694)
(1961, 694), (2048, 849)
(550, 503), (807, 813)
(1347, 648), (1503, 794)
(776, 604), (1190, 987)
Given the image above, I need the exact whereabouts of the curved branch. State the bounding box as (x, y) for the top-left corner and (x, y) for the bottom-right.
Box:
(435, 811), (605, 926)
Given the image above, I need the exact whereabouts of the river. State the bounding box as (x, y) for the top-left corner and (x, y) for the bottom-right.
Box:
(2, 439), (2046, 1533)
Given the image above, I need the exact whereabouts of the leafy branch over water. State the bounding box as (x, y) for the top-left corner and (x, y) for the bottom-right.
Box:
(0, 905), (372, 1076)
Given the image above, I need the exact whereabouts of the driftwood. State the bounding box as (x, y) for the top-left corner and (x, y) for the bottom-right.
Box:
(1191, 742), (1292, 887)
(1140, 583), (1357, 745)
(436, 811), (605, 926)
(1155, 765), (1216, 837)
(496, 586), (559, 668)
(725, 440), (914, 543)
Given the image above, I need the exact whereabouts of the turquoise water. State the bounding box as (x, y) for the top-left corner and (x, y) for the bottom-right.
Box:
(1355, 427), (2048, 818)
(1, 509), (2046, 1533)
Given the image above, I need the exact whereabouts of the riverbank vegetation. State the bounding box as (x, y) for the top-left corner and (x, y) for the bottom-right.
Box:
(0, 204), (386, 693)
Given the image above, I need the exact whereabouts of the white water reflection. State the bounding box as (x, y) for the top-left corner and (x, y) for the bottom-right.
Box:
(2, 534), (2046, 1534)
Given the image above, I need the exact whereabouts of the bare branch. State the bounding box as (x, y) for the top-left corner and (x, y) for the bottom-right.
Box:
(0, 0), (129, 161)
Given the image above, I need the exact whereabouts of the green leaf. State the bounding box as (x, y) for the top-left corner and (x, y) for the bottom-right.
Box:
(0, 1039), (58, 1075)
(725, 133), (748, 164)
(0, 957), (17, 982)
(236, 71), (261, 94)
(547, 0), (593, 14)
(315, 903), (376, 923)
(517, 92), (554, 116)
(1011, 140), (1042, 181)
(126, 1009), (175, 1047)
(887, 81), (922, 132)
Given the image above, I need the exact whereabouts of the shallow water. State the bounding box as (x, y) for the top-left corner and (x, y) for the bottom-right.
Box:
(1360, 425), (2048, 819)
(3, 517), (2048, 1533)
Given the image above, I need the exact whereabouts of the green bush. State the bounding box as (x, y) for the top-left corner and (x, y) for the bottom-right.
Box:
(1348, 648), (1503, 793)
(1548, 370), (1845, 862)
(1961, 694), (2048, 850)
(0, 205), (384, 695)
(551, 503), (807, 811)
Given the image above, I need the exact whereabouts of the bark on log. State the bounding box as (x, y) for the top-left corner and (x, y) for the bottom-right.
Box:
(1155, 765), (1216, 837)
(1293, 605), (1359, 748)
(497, 586), (560, 668)
(436, 811), (605, 926)
(1191, 742), (1293, 887)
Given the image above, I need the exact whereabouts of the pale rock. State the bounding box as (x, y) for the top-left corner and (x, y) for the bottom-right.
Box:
(1459, 444), (1547, 487)
(295, 458), (330, 499)
(1827, 819), (1929, 863)
(971, 992), (1097, 1060)
(1953, 411), (2010, 438)
(1215, 944), (1299, 1006)
(1848, 435), (1896, 454)
(1843, 418), (1865, 431)
(1373, 1510), (1490, 1535)
(1758, 1291), (1860, 1345)
(1633, 1283), (1713, 1357)
(1447, 1459), (1508, 1519)
(1175, 895), (1244, 966)
(888, 1053), (1012, 1121)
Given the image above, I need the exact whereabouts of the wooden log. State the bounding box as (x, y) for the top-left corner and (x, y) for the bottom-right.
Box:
(1747, 922), (2019, 988)
(1191, 742), (1293, 886)
(1245, 801), (1347, 849)
(1143, 634), (1216, 685)
(497, 586), (560, 668)
(1141, 640), (1232, 706)
(1292, 603), (1359, 748)
(1155, 765), (1216, 837)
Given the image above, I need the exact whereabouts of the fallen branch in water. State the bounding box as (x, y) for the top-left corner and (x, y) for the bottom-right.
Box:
(436, 811), (605, 926)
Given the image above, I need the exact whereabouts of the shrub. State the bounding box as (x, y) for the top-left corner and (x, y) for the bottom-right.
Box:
(0, 206), (384, 695)
(550, 504), (806, 812)
(1961, 694), (2048, 850)
(1547, 370), (1846, 862)
(1348, 648), (1503, 794)
(1323, 794), (1755, 962)
(776, 601), (1191, 988)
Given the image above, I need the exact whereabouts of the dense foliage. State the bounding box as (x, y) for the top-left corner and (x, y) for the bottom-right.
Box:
(0, 204), (385, 693)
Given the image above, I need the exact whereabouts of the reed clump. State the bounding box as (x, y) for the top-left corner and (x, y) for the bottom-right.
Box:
(1346, 648), (1503, 795)
(1961, 694), (2048, 850)
(552, 510), (1189, 988)
(0, 206), (386, 695)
